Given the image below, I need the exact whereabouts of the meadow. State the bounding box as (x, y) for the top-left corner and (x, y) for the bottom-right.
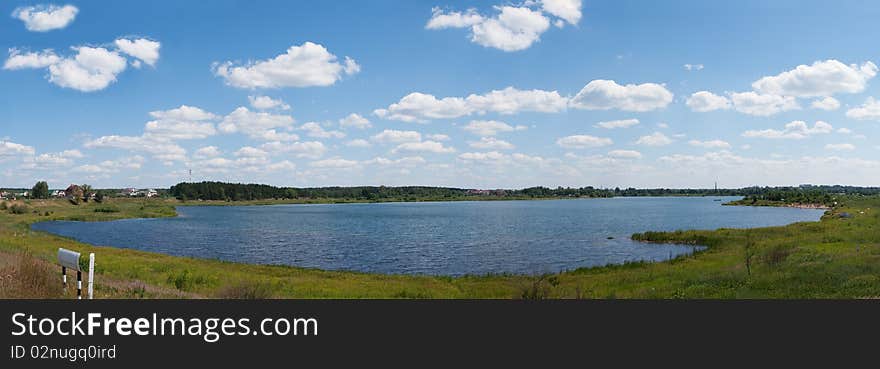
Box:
(1, 196), (877, 299)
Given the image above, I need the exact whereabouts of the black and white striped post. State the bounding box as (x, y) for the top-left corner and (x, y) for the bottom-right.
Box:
(58, 248), (92, 299)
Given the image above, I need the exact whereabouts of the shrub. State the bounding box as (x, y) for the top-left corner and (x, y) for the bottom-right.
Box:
(0, 252), (60, 298)
(216, 280), (275, 299)
(9, 204), (28, 215)
(0, 201), (6, 210)
(93, 206), (120, 213)
(764, 245), (792, 267)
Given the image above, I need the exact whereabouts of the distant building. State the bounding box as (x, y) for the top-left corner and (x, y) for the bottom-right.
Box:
(135, 189), (158, 198)
(51, 190), (66, 198)
(65, 184), (83, 199)
(121, 188), (138, 197)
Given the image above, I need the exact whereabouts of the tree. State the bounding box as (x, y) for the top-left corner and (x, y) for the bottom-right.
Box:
(31, 181), (49, 199)
(94, 190), (105, 203)
(80, 184), (93, 202)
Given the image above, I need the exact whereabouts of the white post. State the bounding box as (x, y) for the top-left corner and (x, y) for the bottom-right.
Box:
(87, 253), (95, 300)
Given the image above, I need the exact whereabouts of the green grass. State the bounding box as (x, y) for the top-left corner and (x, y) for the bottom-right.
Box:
(1, 196), (878, 298)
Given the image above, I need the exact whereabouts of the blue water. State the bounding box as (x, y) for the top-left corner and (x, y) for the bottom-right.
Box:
(31, 197), (824, 276)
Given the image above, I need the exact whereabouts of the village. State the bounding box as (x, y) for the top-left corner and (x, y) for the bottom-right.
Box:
(0, 185), (159, 201)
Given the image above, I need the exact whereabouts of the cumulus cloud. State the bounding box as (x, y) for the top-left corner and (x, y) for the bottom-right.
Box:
(428, 6), (551, 52)
(752, 60), (878, 97)
(48, 46), (128, 92)
(84, 135), (187, 163)
(194, 146), (222, 159)
(260, 141), (327, 159)
(686, 91), (731, 112)
(425, 7), (484, 29)
(468, 137), (514, 150)
(213, 42), (359, 88)
(4, 38), (159, 91)
(595, 118), (639, 129)
(0, 140), (36, 161)
(742, 120), (833, 139)
(635, 132), (673, 146)
(218, 107), (297, 141)
(810, 96), (841, 111)
(12, 4), (78, 32)
(114, 38), (161, 67)
(310, 157), (360, 168)
(688, 139), (731, 149)
(426, 134), (450, 141)
(338, 113), (371, 129)
(540, 0), (582, 25)
(556, 135), (612, 149)
(298, 122), (345, 139)
(374, 87), (566, 122)
(248, 95), (290, 110)
(607, 149), (642, 159)
(845, 97), (880, 121)
(461, 120), (526, 136)
(371, 129), (422, 144)
(683, 64), (704, 71)
(392, 141), (455, 154)
(3, 49), (60, 70)
(144, 105), (218, 140)
(729, 92), (799, 116)
(570, 80), (673, 112)
(345, 139), (372, 148)
(825, 143), (855, 151)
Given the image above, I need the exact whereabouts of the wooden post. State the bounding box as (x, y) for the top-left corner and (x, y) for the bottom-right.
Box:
(77, 271), (82, 300)
(87, 253), (95, 300)
(62, 266), (67, 291)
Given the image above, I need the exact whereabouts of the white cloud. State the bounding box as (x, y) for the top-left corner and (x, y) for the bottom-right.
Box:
(47, 46), (128, 92)
(0, 140), (36, 161)
(465, 87), (568, 114)
(392, 141), (455, 154)
(338, 113), (371, 129)
(686, 91), (731, 112)
(84, 135), (187, 162)
(12, 4), (78, 32)
(462, 120), (525, 136)
(345, 139), (372, 148)
(635, 132), (673, 146)
(3, 49), (60, 70)
(426, 134), (450, 141)
(540, 0), (582, 25)
(365, 156), (427, 167)
(468, 137), (514, 150)
(825, 143), (855, 151)
(193, 146), (222, 159)
(234, 146), (269, 158)
(570, 80), (674, 112)
(218, 107), (297, 141)
(375, 87), (566, 122)
(310, 157), (360, 168)
(143, 105), (218, 140)
(752, 60), (878, 97)
(683, 64), (704, 71)
(114, 38), (161, 67)
(556, 135), (612, 149)
(213, 42), (359, 88)
(458, 151), (506, 162)
(607, 150), (642, 159)
(595, 118), (639, 129)
(371, 129), (422, 144)
(688, 139), (731, 149)
(260, 141), (327, 159)
(810, 96), (840, 111)
(846, 97), (880, 121)
(299, 122), (345, 139)
(729, 92), (799, 116)
(248, 95), (290, 110)
(743, 120), (833, 140)
(425, 7), (484, 29)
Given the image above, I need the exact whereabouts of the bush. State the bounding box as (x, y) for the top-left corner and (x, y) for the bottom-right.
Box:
(764, 245), (793, 267)
(0, 252), (61, 298)
(216, 280), (275, 299)
(93, 206), (120, 213)
(0, 201), (6, 210)
(9, 204), (28, 215)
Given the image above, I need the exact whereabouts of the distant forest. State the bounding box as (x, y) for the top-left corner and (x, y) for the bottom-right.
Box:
(167, 181), (880, 202)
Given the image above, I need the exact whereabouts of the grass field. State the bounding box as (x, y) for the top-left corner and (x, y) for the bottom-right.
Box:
(1, 196), (878, 299)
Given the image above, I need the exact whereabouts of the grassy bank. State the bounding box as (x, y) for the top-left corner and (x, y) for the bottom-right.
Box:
(1, 196), (878, 298)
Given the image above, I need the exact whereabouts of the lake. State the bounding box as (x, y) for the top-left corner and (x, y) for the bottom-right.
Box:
(31, 197), (825, 276)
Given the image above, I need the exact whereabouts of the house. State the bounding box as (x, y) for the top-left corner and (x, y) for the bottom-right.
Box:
(65, 184), (83, 199)
(121, 188), (137, 197)
(51, 190), (66, 198)
(0, 191), (10, 200)
(135, 189), (158, 198)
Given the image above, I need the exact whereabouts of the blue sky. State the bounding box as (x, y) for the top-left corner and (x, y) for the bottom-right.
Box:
(2, 0), (880, 189)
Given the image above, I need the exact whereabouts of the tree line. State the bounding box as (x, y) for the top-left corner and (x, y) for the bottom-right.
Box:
(167, 182), (880, 202)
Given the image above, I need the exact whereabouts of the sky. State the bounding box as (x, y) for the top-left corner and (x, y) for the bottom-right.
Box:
(2, 0), (880, 190)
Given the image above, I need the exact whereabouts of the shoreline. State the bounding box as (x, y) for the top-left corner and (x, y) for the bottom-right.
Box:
(3, 196), (868, 298)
